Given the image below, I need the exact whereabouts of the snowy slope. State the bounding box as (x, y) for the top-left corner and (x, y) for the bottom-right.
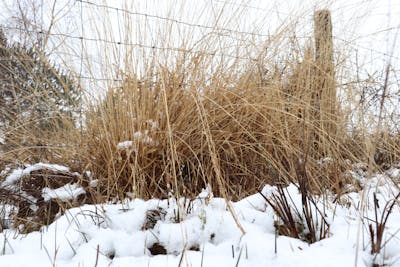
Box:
(0, 167), (400, 267)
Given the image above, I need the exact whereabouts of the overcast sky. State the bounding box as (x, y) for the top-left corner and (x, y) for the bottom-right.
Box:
(0, 0), (398, 73)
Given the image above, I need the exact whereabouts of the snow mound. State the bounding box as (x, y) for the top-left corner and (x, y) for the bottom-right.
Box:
(2, 163), (70, 187)
(0, 163), (87, 233)
(42, 183), (86, 202)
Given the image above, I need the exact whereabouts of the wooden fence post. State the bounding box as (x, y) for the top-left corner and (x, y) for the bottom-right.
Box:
(314, 10), (337, 146)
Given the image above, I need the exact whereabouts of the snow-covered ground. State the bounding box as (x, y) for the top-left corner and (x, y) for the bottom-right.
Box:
(1, 164), (400, 267)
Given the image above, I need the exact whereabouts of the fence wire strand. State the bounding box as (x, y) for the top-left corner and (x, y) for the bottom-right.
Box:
(0, 1), (398, 86)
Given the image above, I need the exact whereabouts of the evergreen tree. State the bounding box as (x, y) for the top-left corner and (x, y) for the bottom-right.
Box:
(0, 27), (80, 145)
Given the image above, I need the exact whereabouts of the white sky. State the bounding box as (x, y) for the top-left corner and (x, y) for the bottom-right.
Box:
(1, 0), (398, 76)
(1, 1), (398, 69)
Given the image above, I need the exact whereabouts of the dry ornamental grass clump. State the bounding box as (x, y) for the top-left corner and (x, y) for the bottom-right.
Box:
(80, 47), (352, 201)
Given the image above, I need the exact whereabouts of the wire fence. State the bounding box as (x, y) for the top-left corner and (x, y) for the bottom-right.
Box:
(3, 25), (399, 63)
(0, 1), (399, 97)
(75, 0), (400, 72)
(77, 0), (274, 38)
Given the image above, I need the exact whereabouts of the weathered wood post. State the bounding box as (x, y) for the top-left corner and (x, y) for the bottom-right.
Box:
(314, 10), (336, 149)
